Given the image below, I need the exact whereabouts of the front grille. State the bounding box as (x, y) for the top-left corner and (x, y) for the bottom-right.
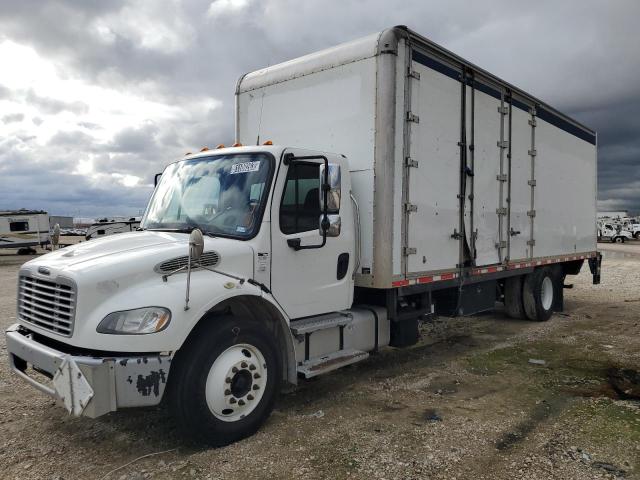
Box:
(18, 275), (76, 336)
(155, 251), (221, 274)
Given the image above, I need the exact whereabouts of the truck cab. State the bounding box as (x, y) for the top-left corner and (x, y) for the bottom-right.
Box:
(6, 145), (382, 446)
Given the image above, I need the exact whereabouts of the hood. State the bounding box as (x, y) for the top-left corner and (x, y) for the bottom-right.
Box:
(22, 231), (255, 280)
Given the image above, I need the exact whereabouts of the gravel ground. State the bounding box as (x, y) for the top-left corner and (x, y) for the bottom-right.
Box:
(0, 241), (638, 480)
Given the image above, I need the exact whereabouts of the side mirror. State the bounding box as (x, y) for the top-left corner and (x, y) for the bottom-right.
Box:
(154, 173), (162, 186)
(319, 163), (341, 213)
(319, 214), (341, 237)
(189, 229), (204, 261)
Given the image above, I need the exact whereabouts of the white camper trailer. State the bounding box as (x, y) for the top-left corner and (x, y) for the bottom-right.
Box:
(0, 210), (50, 252)
(85, 217), (141, 240)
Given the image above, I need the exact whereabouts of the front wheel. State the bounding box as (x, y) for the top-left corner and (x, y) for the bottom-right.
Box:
(168, 316), (281, 446)
(614, 236), (625, 243)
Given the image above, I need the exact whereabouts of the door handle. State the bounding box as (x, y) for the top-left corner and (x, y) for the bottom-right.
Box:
(510, 228), (521, 236)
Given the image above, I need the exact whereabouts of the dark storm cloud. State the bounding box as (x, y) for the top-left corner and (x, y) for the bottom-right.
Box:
(0, 0), (639, 215)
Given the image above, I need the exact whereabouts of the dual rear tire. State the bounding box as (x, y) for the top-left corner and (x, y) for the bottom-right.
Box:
(504, 267), (556, 322)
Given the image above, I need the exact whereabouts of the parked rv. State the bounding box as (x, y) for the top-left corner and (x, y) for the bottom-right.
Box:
(85, 217), (140, 240)
(0, 210), (50, 252)
(6, 26), (601, 446)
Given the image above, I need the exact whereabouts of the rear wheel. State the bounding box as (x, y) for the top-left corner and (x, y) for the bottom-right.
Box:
(504, 276), (526, 319)
(614, 236), (625, 243)
(168, 316), (281, 446)
(523, 268), (555, 322)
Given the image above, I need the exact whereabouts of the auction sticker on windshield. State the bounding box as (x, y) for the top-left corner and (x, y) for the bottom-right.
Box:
(230, 161), (261, 174)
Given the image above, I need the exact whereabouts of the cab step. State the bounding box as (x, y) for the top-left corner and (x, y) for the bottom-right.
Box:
(297, 349), (369, 378)
(290, 312), (352, 335)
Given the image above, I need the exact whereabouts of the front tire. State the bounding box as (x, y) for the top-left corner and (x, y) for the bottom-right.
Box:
(522, 268), (555, 322)
(614, 236), (625, 243)
(168, 316), (281, 446)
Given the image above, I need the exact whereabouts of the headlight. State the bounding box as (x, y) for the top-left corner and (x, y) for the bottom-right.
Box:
(97, 307), (171, 335)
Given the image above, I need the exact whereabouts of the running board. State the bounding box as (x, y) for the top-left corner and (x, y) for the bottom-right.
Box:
(297, 349), (369, 378)
(290, 312), (352, 335)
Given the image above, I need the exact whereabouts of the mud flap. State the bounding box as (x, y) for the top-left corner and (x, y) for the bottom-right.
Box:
(588, 252), (602, 285)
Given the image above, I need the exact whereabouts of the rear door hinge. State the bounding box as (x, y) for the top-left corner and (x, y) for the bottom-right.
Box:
(528, 149), (537, 157)
(407, 68), (421, 80)
(495, 240), (507, 249)
(497, 140), (509, 149)
(527, 210), (536, 217)
(406, 112), (420, 123)
(451, 229), (463, 240)
(405, 157), (419, 168)
(527, 239), (536, 246)
(404, 203), (418, 213)
(496, 207), (507, 216)
(528, 179), (537, 187)
(498, 106), (509, 115)
(528, 118), (537, 127)
(403, 247), (417, 256)
(497, 174), (508, 182)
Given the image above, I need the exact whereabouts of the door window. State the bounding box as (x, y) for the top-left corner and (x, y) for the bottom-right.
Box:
(280, 163), (321, 234)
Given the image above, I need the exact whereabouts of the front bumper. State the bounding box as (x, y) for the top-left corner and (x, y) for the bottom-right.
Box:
(5, 324), (172, 418)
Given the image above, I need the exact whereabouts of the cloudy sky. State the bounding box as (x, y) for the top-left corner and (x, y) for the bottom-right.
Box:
(1, 0), (639, 218)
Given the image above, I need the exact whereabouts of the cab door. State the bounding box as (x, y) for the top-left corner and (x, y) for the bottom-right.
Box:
(270, 149), (354, 319)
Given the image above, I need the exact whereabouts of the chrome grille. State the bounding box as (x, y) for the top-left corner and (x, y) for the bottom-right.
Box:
(155, 251), (221, 274)
(18, 275), (76, 336)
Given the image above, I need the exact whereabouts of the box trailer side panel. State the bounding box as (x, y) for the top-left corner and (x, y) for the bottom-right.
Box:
(509, 105), (534, 261)
(464, 84), (502, 267)
(406, 55), (461, 274)
(534, 117), (597, 257)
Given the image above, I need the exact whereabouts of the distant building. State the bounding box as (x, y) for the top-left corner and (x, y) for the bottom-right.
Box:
(597, 211), (629, 220)
(49, 215), (74, 229)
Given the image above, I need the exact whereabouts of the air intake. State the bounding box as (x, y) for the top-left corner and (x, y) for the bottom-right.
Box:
(155, 251), (221, 274)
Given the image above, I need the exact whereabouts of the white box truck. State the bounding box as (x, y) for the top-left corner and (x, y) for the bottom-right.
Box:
(6, 26), (601, 446)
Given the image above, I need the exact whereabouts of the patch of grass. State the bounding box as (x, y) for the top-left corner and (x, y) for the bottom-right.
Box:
(561, 399), (640, 474)
(466, 341), (612, 388)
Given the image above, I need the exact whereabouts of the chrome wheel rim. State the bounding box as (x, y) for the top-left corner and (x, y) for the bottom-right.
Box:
(541, 276), (554, 311)
(205, 343), (267, 422)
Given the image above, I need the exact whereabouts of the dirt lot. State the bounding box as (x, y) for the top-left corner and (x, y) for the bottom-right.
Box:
(0, 242), (639, 480)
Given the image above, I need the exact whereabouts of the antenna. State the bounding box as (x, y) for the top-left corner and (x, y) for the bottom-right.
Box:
(256, 89), (265, 146)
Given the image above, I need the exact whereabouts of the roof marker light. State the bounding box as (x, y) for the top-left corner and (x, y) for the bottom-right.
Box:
(232, 142), (242, 147)
(185, 152), (192, 156)
(216, 144), (225, 149)
(263, 140), (273, 145)
(200, 147), (209, 152)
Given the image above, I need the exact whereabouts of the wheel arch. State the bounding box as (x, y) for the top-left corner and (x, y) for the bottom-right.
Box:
(179, 295), (297, 386)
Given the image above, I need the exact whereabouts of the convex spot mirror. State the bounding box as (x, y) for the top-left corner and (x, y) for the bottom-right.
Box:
(319, 214), (341, 237)
(319, 163), (341, 213)
(189, 229), (204, 261)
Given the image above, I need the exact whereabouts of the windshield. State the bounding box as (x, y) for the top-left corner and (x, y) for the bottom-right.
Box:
(142, 153), (273, 239)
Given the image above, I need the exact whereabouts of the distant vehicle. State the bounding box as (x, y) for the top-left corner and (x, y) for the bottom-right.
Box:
(0, 210), (50, 252)
(598, 223), (633, 243)
(85, 217), (140, 240)
(626, 223), (640, 239)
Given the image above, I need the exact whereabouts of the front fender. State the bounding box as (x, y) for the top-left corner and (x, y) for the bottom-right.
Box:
(181, 288), (298, 385)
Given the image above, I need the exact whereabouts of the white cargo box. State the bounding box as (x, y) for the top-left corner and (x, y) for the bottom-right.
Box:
(236, 26), (597, 289)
